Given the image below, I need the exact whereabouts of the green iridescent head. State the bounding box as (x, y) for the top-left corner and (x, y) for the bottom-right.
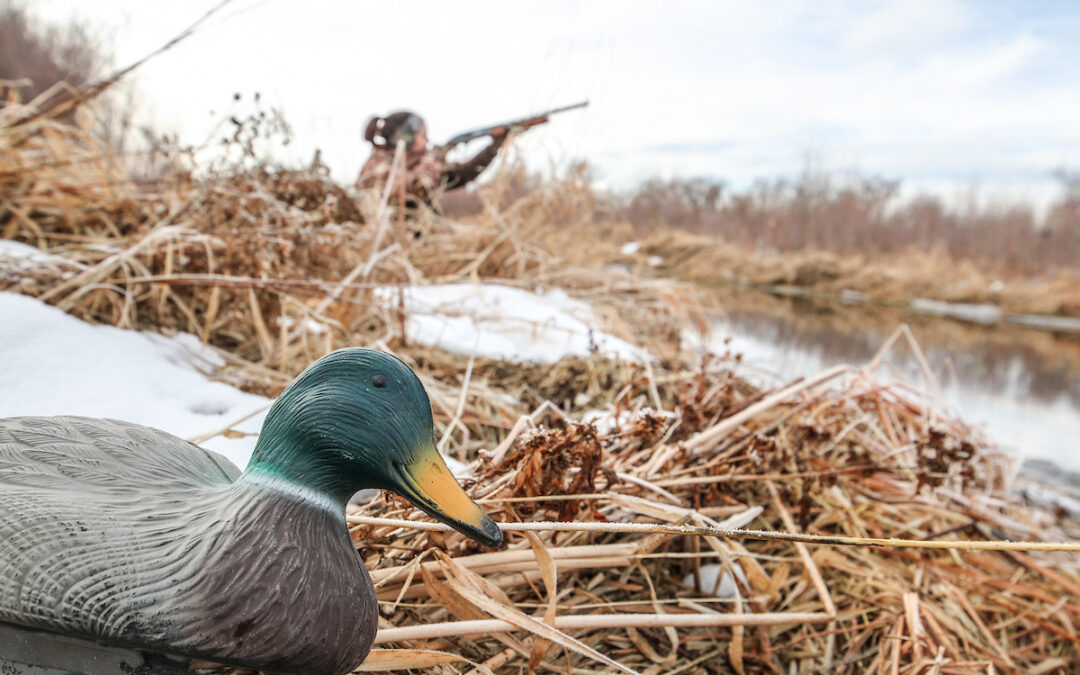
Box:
(246, 348), (501, 547)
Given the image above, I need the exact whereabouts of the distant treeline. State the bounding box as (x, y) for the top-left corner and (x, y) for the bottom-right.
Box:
(0, 2), (108, 105)
(613, 172), (1080, 277)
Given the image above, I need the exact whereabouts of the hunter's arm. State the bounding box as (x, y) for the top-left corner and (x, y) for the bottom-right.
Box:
(441, 134), (508, 191)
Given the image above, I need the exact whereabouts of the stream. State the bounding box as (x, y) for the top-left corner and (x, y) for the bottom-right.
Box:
(697, 288), (1080, 474)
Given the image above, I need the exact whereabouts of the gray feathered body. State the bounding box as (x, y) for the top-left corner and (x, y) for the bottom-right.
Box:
(0, 416), (377, 675)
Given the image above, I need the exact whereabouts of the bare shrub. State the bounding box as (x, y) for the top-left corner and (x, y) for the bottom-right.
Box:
(616, 169), (1079, 277)
(0, 1), (110, 105)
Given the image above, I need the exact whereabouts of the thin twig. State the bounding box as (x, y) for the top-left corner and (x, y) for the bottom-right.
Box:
(346, 516), (1080, 552)
(373, 611), (835, 644)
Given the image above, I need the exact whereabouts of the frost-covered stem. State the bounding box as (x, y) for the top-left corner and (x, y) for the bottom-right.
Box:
(373, 611), (834, 644)
(346, 516), (1080, 552)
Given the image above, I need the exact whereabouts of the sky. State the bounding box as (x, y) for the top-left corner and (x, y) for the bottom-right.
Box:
(34, 0), (1080, 208)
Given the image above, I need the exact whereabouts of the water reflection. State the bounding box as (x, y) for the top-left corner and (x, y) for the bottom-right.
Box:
(695, 289), (1080, 471)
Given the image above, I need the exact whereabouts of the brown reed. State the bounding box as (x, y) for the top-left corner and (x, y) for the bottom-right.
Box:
(1, 86), (1077, 675)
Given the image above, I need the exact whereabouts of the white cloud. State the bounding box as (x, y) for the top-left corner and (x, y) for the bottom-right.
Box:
(840, 0), (974, 51)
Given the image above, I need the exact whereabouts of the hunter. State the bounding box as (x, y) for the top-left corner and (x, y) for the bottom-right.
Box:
(356, 110), (507, 210)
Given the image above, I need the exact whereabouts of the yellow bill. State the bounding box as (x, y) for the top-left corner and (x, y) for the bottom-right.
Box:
(394, 442), (502, 547)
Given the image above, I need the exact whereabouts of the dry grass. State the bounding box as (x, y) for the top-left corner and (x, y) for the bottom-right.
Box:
(2, 86), (1079, 674)
(629, 229), (1080, 320)
(346, 347), (1080, 674)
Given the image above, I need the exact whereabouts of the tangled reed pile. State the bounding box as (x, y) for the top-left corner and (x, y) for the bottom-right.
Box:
(2, 93), (1078, 674)
(352, 347), (1079, 674)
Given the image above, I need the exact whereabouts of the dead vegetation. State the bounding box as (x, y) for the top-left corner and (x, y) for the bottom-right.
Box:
(626, 229), (1080, 320)
(2, 77), (1079, 675)
(351, 345), (1079, 674)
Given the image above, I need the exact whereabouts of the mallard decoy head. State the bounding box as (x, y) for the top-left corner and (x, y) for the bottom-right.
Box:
(245, 348), (502, 546)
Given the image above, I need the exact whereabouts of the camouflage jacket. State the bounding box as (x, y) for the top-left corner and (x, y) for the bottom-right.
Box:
(356, 136), (506, 205)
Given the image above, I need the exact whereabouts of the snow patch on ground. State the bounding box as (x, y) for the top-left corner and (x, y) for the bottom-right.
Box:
(1, 279), (649, 476)
(374, 283), (646, 364)
(0, 292), (270, 468)
(682, 563), (747, 599)
(581, 409), (636, 434)
(0, 239), (85, 272)
(582, 407), (675, 434)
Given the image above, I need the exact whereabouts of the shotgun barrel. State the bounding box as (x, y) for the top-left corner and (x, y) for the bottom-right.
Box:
(438, 100), (588, 152)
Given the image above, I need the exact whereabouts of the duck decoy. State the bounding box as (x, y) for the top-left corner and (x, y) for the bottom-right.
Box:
(0, 348), (502, 675)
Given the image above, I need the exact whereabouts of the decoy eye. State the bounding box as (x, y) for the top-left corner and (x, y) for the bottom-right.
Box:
(372, 374), (388, 388)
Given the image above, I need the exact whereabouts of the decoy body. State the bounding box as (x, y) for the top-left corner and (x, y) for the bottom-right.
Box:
(0, 348), (501, 675)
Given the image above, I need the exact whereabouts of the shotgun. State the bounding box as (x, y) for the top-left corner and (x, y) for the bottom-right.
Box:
(437, 100), (588, 154)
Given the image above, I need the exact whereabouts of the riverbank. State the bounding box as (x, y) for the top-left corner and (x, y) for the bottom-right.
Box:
(626, 230), (1080, 323)
(691, 284), (1080, 476)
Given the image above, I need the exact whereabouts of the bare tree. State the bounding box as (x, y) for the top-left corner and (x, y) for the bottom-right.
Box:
(0, 1), (111, 106)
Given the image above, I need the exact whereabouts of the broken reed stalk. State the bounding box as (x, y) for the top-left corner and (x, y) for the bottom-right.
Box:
(685, 363), (851, 453)
(347, 516), (1080, 552)
(285, 139), (407, 345)
(117, 274), (386, 293)
(373, 611), (836, 644)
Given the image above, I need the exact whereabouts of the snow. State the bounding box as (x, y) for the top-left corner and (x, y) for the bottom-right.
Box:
(620, 241), (641, 255)
(0, 290), (486, 474)
(1005, 313), (1080, 333)
(682, 563), (747, 599)
(0, 292), (269, 469)
(1020, 484), (1080, 519)
(840, 289), (866, 305)
(581, 408), (636, 434)
(0, 239), (85, 273)
(374, 283), (646, 364)
(910, 298), (1002, 325)
(0, 278), (648, 475)
(582, 407), (675, 434)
